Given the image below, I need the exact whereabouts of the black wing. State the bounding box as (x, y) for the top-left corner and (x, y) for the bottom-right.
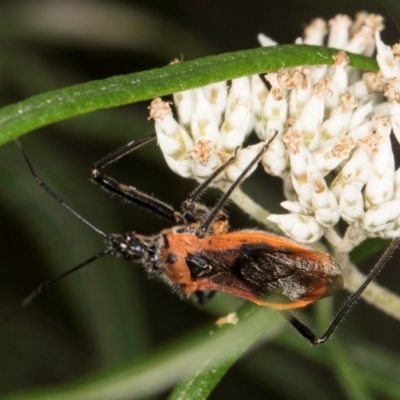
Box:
(187, 243), (342, 305)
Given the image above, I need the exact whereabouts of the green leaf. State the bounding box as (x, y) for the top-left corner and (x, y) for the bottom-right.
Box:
(350, 238), (390, 264)
(0, 304), (284, 400)
(168, 304), (283, 400)
(0, 45), (377, 145)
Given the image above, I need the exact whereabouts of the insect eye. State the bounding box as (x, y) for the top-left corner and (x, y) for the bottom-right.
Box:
(166, 253), (178, 264)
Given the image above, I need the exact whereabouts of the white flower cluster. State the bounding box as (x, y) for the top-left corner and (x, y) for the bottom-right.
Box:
(148, 78), (262, 184)
(149, 12), (400, 245)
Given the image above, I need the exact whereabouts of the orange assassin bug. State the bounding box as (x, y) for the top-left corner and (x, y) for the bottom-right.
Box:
(14, 131), (399, 345)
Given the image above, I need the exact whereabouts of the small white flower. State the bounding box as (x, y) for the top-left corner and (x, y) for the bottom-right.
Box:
(261, 73), (288, 130)
(190, 88), (221, 147)
(330, 135), (374, 200)
(339, 182), (365, 224)
(345, 13), (384, 56)
(189, 140), (222, 181)
(320, 93), (359, 141)
(311, 179), (340, 227)
(375, 32), (400, 79)
(364, 116), (394, 208)
(283, 129), (316, 210)
(393, 168), (400, 200)
(383, 78), (400, 144)
(268, 213), (324, 243)
(348, 102), (374, 132)
(327, 14), (352, 48)
(286, 68), (312, 119)
(261, 130), (288, 177)
(251, 74), (269, 135)
(362, 200), (400, 234)
(296, 78), (331, 151)
(280, 200), (309, 215)
(201, 81), (228, 126)
(150, 80), (258, 183)
(221, 77), (252, 151)
(148, 98), (194, 178)
(257, 33), (277, 47)
(379, 216), (400, 238)
(330, 51), (350, 97)
(300, 18), (328, 46)
(173, 89), (195, 130)
(225, 143), (264, 182)
(312, 136), (356, 176)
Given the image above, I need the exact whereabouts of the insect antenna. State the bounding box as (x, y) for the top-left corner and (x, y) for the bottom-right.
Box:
(2, 250), (112, 326)
(4, 139), (112, 324)
(14, 138), (106, 238)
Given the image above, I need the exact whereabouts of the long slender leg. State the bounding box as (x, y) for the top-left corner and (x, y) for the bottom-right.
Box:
(181, 133), (277, 233)
(92, 132), (184, 224)
(193, 290), (216, 306)
(183, 152), (238, 207)
(198, 132), (277, 236)
(282, 236), (400, 345)
(93, 132), (156, 170)
(181, 152), (238, 223)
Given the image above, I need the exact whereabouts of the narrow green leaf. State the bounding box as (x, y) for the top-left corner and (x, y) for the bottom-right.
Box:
(0, 45), (377, 145)
(350, 238), (389, 264)
(168, 304), (283, 400)
(0, 304), (284, 400)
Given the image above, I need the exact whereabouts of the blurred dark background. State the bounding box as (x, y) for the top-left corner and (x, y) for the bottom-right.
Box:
(1, 0), (400, 399)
